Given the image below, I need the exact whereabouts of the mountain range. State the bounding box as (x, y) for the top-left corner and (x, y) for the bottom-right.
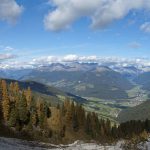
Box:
(6, 63), (136, 99)
(1, 62), (150, 122)
(0, 62), (139, 100)
(0, 62), (147, 124)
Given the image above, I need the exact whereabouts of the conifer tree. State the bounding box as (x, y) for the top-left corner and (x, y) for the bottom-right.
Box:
(61, 103), (65, 116)
(8, 107), (17, 127)
(18, 93), (28, 123)
(91, 112), (99, 138)
(29, 96), (38, 127)
(100, 125), (105, 137)
(9, 82), (14, 95)
(60, 125), (66, 137)
(57, 103), (60, 109)
(44, 102), (51, 118)
(13, 82), (19, 96)
(31, 111), (38, 127)
(111, 123), (118, 138)
(65, 101), (72, 125)
(76, 104), (85, 127)
(25, 87), (32, 107)
(72, 112), (79, 131)
(145, 119), (150, 132)
(85, 112), (92, 136)
(105, 119), (111, 136)
(13, 82), (20, 108)
(2, 80), (10, 123)
(38, 102), (46, 128)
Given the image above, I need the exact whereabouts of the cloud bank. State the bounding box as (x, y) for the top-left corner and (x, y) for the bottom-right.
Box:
(0, 0), (23, 23)
(1, 54), (150, 70)
(0, 53), (17, 61)
(31, 55), (150, 69)
(44, 0), (150, 31)
(32, 54), (98, 65)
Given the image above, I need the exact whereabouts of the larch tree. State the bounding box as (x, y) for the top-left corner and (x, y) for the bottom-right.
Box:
(2, 80), (10, 123)
(18, 93), (28, 123)
(25, 87), (32, 108)
(8, 106), (17, 127)
(29, 97), (38, 127)
(65, 101), (73, 125)
(14, 82), (19, 95)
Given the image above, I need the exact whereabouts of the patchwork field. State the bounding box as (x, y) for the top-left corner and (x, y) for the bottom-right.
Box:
(83, 85), (149, 122)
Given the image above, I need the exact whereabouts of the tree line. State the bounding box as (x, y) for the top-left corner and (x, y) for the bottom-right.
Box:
(0, 80), (150, 143)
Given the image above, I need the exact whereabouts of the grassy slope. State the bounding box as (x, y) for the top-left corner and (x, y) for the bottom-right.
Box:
(83, 97), (121, 122)
(3, 78), (87, 105)
(117, 100), (150, 123)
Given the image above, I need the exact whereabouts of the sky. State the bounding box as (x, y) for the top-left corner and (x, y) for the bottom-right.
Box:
(0, 0), (150, 68)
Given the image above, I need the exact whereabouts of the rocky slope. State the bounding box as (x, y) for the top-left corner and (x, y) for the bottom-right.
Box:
(1, 137), (150, 150)
(0, 137), (124, 150)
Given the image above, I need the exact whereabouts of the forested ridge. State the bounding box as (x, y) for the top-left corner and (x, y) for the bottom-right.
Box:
(0, 79), (150, 144)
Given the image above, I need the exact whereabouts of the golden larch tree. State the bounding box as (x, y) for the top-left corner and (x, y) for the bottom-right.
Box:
(1, 80), (10, 123)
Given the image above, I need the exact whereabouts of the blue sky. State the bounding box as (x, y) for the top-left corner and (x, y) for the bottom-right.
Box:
(0, 0), (150, 66)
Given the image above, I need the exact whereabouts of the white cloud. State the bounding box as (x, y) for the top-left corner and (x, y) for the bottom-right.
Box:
(0, 45), (15, 51)
(32, 54), (98, 65)
(4, 46), (14, 51)
(0, 0), (23, 23)
(30, 56), (150, 71)
(79, 56), (97, 61)
(140, 22), (150, 33)
(0, 54), (150, 70)
(63, 54), (78, 62)
(32, 56), (59, 65)
(44, 0), (150, 31)
(0, 61), (34, 69)
(0, 53), (17, 61)
(128, 42), (141, 49)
